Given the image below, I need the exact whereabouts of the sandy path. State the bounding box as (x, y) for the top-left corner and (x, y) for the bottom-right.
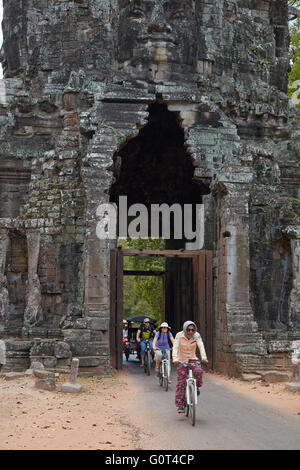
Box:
(0, 371), (144, 450)
(0, 368), (299, 450)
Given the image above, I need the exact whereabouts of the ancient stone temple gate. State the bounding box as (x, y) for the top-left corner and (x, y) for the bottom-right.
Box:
(0, 0), (300, 376)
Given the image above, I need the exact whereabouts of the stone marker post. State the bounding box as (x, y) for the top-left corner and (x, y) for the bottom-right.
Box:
(61, 358), (82, 393)
(292, 364), (300, 383)
(285, 348), (300, 393)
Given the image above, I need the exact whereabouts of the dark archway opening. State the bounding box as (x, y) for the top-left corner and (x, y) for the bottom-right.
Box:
(110, 102), (208, 227)
(109, 102), (210, 334)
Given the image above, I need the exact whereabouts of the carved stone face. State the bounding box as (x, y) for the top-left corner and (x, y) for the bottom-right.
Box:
(117, 0), (197, 79)
(0, 46), (8, 77)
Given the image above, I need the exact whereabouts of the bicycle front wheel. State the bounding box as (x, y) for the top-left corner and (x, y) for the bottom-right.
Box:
(188, 383), (196, 426)
(159, 363), (163, 386)
(146, 351), (151, 375)
(184, 390), (189, 417)
(163, 362), (168, 391)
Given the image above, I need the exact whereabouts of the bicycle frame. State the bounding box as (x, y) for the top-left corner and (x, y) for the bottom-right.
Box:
(179, 361), (202, 405)
(161, 350), (169, 379)
(185, 368), (198, 406)
(157, 349), (170, 391)
(178, 361), (205, 426)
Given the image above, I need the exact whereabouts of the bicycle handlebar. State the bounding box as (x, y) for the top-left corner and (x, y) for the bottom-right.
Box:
(177, 360), (206, 366)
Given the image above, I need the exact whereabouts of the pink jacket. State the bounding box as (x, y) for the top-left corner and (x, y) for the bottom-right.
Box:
(172, 331), (207, 363)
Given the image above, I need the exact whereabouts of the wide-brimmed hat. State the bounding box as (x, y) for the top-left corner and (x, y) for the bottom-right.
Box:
(159, 322), (170, 329)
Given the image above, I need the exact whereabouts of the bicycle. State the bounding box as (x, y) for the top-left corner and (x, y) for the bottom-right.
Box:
(143, 339), (153, 376)
(178, 361), (204, 426)
(157, 349), (170, 391)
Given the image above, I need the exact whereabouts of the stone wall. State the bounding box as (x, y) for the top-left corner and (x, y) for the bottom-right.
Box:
(0, 0), (299, 376)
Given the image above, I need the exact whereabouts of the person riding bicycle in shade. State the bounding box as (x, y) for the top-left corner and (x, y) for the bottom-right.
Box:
(172, 320), (208, 413)
(153, 322), (174, 383)
(136, 318), (156, 368)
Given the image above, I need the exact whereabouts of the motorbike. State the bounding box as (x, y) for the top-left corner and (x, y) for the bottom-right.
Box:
(123, 336), (131, 361)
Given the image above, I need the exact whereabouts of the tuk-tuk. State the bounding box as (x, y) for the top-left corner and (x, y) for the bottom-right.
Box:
(123, 315), (157, 361)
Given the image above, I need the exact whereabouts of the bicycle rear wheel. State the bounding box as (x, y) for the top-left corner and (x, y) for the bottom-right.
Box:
(188, 383), (196, 426)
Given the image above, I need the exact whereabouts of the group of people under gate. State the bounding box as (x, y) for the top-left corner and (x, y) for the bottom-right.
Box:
(123, 317), (208, 413)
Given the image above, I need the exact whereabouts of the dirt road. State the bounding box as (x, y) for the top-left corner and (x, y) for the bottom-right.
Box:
(0, 356), (299, 450)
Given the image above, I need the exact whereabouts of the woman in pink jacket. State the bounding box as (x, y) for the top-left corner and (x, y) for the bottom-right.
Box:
(172, 321), (208, 413)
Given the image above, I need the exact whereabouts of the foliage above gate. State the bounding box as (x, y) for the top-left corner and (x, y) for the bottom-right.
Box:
(120, 238), (165, 325)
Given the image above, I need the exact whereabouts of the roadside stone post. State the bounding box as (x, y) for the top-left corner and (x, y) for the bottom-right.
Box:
(61, 358), (82, 393)
(285, 342), (300, 393)
(292, 364), (300, 383)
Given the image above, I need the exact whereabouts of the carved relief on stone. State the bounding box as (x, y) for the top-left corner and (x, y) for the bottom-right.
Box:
(0, 273), (9, 323)
(65, 70), (86, 92)
(117, 0), (198, 80)
(0, 230), (9, 322)
(289, 287), (300, 329)
(283, 227), (300, 328)
(24, 231), (44, 328)
(24, 274), (43, 327)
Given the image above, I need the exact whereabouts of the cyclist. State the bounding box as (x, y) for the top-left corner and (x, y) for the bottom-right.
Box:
(172, 320), (208, 413)
(136, 318), (156, 368)
(153, 322), (174, 383)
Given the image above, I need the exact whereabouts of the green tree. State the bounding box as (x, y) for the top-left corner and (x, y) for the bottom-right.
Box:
(120, 238), (165, 324)
(288, 1), (300, 108)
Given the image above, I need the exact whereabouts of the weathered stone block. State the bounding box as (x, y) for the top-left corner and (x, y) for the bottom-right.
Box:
(35, 378), (56, 391)
(30, 340), (56, 357)
(86, 317), (109, 331)
(261, 371), (290, 383)
(285, 383), (300, 393)
(1, 372), (24, 380)
(77, 356), (101, 367)
(43, 357), (58, 368)
(5, 340), (32, 352)
(66, 341), (106, 357)
(63, 329), (91, 342)
(241, 373), (262, 382)
(0, 340), (6, 365)
(61, 382), (82, 393)
(54, 341), (71, 359)
(34, 369), (56, 379)
(31, 361), (44, 371)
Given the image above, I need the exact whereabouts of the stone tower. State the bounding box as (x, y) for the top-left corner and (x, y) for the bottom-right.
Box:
(0, 0), (299, 376)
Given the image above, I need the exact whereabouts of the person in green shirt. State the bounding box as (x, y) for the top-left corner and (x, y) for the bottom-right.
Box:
(136, 318), (156, 367)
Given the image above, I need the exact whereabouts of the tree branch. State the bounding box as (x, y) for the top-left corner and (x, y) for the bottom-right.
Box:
(289, 6), (300, 20)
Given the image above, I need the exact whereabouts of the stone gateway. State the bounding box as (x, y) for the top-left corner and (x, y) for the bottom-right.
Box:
(0, 0), (299, 377)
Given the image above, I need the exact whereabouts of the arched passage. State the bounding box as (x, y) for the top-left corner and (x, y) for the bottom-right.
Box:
(110, 102), (208, 219)
(109, 103), (213, 368)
